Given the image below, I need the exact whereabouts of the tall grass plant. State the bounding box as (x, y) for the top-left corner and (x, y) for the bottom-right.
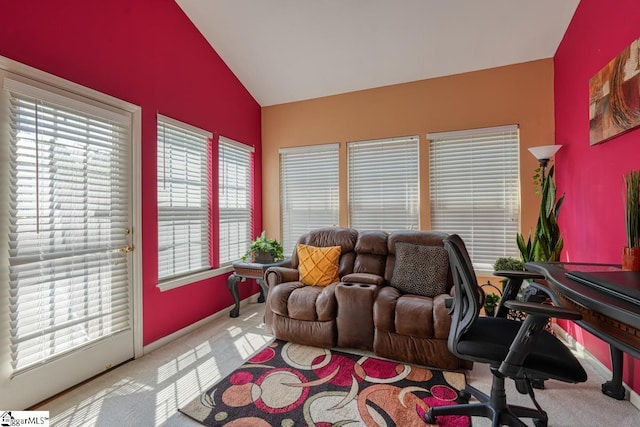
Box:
(625, 170), (640, 248)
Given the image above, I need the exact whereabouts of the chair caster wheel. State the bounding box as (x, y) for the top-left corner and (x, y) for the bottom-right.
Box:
(424, 412), (436, 424)
(533, 417), (548, 427)
(458, 389), (471, 402)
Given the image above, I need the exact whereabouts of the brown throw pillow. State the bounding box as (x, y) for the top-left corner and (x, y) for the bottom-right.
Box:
(390, 242), (449, 297)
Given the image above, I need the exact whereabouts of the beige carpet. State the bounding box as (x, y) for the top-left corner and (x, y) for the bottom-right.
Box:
(37, 302), (639, 426)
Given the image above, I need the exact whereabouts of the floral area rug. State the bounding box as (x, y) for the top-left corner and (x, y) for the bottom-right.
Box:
(180, 340), (469, 426)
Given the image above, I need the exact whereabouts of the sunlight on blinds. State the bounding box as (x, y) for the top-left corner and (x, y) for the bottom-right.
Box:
(219, 136), (254, 264)
(348, 136), (419, 231)
(6, 79), (131, 374)
(428, 125), (520, 272)
(157, 115), (212, 280)
(280, 144), (339, 255)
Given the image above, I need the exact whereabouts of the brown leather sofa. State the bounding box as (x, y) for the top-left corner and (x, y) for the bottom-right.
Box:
(265, 227), (477, 370)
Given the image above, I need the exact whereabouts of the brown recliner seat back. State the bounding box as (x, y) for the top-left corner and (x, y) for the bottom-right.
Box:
(289, 227), (359, 278)
(353, 230), (389, 277)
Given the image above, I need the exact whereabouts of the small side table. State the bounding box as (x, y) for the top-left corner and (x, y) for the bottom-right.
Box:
(227, 258), (290, 318)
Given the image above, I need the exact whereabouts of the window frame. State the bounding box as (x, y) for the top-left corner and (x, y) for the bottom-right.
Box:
(218, 135), (255, 266)
(428, 124), (521, 274)
(347, 135), (420, 231)
(279, 143), (340, 255)
(156, 115), (233, 292)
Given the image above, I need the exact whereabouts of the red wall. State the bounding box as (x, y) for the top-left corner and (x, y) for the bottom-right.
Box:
(0, 0), (262, 345)
(554, 0), (640, 393)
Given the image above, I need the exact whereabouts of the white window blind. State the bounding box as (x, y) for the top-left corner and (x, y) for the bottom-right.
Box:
(280, 144), (339, 255)
(4, 78), (132, 374)
(348, 136), (419, 231)
(428, 125), (520, 272)
(219, 136), (254, 265)
(157, 115), (212, 280)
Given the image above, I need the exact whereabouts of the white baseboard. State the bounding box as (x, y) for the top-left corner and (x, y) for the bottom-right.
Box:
(142, 293), (261, 354)
(553, 324), (640, 410)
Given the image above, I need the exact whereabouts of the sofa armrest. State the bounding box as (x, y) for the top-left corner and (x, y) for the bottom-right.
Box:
(341, 272), (385, 286)
(265, 266), (299, 289)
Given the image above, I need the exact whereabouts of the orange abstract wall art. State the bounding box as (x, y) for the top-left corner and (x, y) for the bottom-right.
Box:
(589, 37), (640, 145)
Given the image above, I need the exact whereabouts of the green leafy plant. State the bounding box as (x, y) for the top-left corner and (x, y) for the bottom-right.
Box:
(241, 231), (284, 262)
(516, 231), (537, 263)
(624, 170), (640, 249)
(516, 165), (565, 262)
(493, 257), (525, 292)
(493, 257), (525, 272)
(484, 293), (500, 316)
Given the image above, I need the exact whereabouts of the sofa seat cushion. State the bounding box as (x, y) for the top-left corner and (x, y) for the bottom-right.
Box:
(269, 281), (338, 322)
(373, 286), (453, 340)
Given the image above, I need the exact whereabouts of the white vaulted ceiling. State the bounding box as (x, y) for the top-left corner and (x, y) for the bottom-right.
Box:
(176, 0), (580, 106)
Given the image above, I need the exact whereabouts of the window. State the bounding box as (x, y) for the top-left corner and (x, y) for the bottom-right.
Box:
(428, 125), (520, 273)
(219, 136), (254, 265)
(348, 136), (419, 230)
(157, 115), (212, 281)
(280, 144), (339, 254)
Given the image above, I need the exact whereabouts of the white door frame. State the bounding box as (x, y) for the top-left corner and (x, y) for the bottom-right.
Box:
(0, 54), (144, 406)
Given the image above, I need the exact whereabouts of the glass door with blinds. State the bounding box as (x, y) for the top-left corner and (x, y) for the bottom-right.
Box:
(0, 76), (135, 409)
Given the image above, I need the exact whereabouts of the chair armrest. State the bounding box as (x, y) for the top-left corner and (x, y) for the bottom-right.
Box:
(493, 270), (545, 318)
(499, 300), (581, 377)
(264, 266), (299, 289)
(493, 270), (545, 280)
(503, 300), (582, 321)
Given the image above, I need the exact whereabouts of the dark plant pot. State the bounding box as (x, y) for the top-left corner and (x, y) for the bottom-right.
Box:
(622, 247), (640, 271)
(484, 306), (495, 317)
(254, 251), (274, 264)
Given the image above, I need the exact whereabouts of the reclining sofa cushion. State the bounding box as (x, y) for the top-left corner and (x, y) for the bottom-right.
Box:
(341, 230), (388, 286)
(297, 243), (341, 286)
(390, 242), (449, 297)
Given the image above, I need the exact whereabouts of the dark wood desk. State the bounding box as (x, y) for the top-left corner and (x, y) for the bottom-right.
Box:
(525, 262), (640, 400)
(227, 259), (290, 318)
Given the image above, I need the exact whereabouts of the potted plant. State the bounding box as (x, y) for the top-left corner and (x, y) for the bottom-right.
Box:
(241, 231), (284, 264)
(484, 293), (500, 317)
(493, 256), (524, 272)
(516, 165), (564, 262)
(623, 170), (640, 270)
(493, 256), (525, 292)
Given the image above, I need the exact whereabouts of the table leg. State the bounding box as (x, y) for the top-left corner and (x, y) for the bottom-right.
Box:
(257, 278), (267, 303)
(227, 273), (242, 318)
(602, 345), (627, 400)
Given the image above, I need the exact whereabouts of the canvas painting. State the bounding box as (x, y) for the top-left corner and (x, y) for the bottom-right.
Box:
(589, 37), (640, 145)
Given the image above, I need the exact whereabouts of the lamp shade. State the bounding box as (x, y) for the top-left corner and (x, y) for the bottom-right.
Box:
(528, 145), (561, 161)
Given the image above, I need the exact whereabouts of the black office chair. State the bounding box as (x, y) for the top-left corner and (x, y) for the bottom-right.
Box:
(425, 234), (587, 427)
